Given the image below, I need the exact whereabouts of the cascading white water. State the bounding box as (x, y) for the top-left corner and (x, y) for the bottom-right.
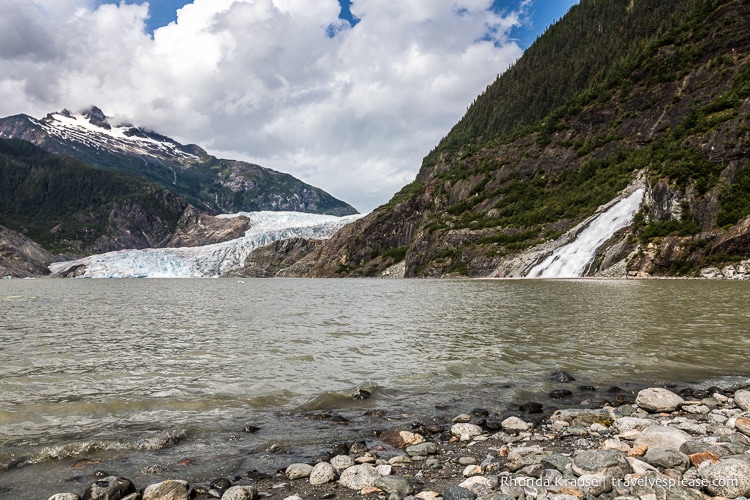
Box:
(49, 211), (365, 278)
(527, 188), (645, 278)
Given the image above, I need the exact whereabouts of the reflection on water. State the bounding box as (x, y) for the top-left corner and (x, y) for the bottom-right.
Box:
(1, 278), (749, 497)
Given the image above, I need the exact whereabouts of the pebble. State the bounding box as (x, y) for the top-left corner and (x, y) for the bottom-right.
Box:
(46, 385), (750, 500)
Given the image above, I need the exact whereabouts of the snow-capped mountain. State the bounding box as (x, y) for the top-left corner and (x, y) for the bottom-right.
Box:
(49, 211), (366, 278)
(0, 107), (357, 216)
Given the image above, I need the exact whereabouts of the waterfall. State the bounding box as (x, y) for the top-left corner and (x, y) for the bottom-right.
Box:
(527, 188), (645, 278)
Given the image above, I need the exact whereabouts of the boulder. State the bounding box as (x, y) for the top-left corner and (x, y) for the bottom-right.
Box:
(636, 388), (684, 413)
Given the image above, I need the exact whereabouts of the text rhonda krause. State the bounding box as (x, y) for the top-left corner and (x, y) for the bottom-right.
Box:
(501, 476), (738, 490)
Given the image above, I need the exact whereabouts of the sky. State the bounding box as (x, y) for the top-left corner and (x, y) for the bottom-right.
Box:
(0, 0), (578, 212)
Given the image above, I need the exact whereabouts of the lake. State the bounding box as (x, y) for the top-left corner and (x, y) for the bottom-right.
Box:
(1, 278), (749, 498)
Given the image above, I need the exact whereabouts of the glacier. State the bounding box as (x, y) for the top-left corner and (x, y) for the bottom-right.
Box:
(527, 188), (645, 278)
(49, 212), (365, 278)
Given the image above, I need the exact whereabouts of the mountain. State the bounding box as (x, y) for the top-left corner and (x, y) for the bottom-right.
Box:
(289, 0), (750, 278)
(0, 225), (58, 278)
(0, 138), (250, 255)
(0, 107), (357, 216)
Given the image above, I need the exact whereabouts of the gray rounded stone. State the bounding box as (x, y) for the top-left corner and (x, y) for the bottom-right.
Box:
(636, 388), (684, 413)
(338, 464), (379, 490)
(330, 454), (355, 470)
(576, 474), (612, 496)
(222, 485), (259, 500)
(634, 425), (691, 450)
(143, 480), (190, 500)
(309, 462), (337, 485)
(285, 463), (313, 480)
(443, 485), (476, 500)
(734, 389), (750, 411)
(82, 476), (135, 500)
(405, 442), (437, 456)
(374, 476), (414, 496)
(571, 449), (632, 478)
(507, 446), (547, 472)
(642, 447), (690, 472)
(450, 423), (483, 440)
(699, 458), (750, 498)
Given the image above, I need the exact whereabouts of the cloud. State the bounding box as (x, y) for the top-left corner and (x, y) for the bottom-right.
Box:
(0, 0), (526, 211)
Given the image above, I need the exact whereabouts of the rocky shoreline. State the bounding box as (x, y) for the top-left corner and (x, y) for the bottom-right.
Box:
(45, 378), (750, 500)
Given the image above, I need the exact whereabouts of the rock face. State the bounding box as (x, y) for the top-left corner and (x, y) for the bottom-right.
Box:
(229, 237), (324, 278)
(0, 225), (58, 277)
(166, 206), (251, 247)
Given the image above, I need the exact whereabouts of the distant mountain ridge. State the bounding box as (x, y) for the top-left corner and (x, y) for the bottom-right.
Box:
(0, 107), (357, 216)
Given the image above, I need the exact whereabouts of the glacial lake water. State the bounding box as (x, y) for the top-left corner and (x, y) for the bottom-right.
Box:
(1, 278), (750, 498)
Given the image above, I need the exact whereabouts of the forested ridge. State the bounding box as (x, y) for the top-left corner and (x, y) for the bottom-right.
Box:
(0, 139), (187, 253)
(295, 0), (750, 278)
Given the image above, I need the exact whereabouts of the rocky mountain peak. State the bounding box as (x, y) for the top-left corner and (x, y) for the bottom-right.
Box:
(81, 106), (111, 130)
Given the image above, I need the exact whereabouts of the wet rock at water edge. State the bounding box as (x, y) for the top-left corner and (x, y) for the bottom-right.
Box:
(549, 370), (576, 383)
(519, 402), (543, 414)
(353, 388), (372, 400)
(82, 476), (135, 500)
(549, 389), (573, 399)
(243, 424), (261, 434)
(143, 479), (189, 500)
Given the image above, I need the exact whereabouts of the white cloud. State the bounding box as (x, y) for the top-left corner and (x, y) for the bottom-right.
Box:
(0, 0), (526, 211)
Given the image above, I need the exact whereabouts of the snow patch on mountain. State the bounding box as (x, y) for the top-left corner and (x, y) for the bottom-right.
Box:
(50, 212), (365, 278)
(36, 107), (201, 160)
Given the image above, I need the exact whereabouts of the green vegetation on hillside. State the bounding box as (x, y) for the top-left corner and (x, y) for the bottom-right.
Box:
(0, 139), (185, 253)
(350, 0), (750, 277)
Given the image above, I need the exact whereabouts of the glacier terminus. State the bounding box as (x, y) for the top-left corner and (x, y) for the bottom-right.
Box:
(49, 212), (365, 278)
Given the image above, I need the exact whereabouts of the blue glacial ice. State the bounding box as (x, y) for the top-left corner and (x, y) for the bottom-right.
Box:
(49, 211), (365, 278)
